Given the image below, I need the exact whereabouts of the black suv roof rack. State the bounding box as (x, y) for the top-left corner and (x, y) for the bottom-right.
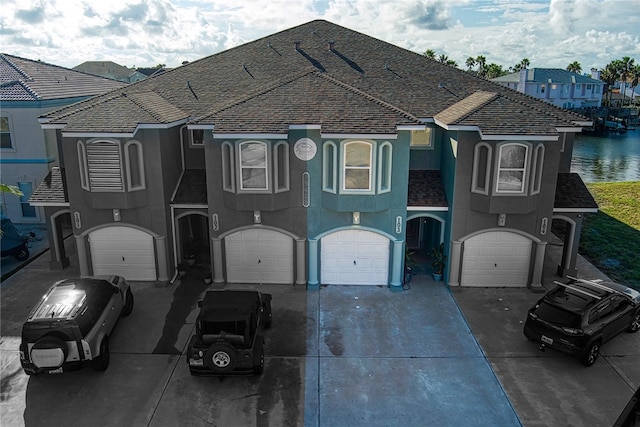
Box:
(567, 276), (621, 295)
(554, 280), (602, 300)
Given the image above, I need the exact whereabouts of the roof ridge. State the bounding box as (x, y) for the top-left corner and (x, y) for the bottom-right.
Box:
(125, 92), (170, 122)
(0, 53), (32, 81)
(194, 69), (318, 122)
(437, 91), (499, 123)
(317, 73), (422, 123)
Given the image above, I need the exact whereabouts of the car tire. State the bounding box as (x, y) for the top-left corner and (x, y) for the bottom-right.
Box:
(580, 340), (601, 367)
(92, 338), (110, 371)
(31, 335), (67, 369)
(253, 337), (265, 375)
(122, 288), (134, 317)
(204, 342), (237, 373)
(627, 312), (640, 333)
(15, 247), (29, 261)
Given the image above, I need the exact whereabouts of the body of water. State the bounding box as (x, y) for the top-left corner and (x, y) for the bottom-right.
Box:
(571, 128), (640, 183)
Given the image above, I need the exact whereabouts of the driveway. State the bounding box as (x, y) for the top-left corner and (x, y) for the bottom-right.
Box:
(1, 253), (518, 427)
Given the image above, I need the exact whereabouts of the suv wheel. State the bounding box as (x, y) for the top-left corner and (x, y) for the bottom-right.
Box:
(15, 247), (29, 261)
(580, 340), (601, 366)
(92, 338), (110, 371)
(205, 342), (237, 373)
(627, 312), (640, 333)
(253, 337), (265, 375)
(31, 335), (67, 369)
(122, 288), (134, 317)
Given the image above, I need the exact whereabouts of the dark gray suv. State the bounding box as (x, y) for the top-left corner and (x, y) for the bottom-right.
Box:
(524, 277), (640, 366)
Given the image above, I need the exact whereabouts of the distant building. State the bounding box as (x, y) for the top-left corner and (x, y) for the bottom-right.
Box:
(0, 53), (126, 227)
(491, 68), (604, 109)
(73, 61), (147, 83)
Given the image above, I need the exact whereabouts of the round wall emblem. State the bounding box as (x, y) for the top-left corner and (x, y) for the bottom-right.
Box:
(293, 138), (317, 161)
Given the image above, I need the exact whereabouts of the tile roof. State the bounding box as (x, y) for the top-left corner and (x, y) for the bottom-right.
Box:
(40, 20), (589, 137)
(554, 173), (598, 210)
(29, 167), (68, 205)
(407, 170), (448, 208)
(0, 53), (126, 102)
(492, 68), (602, 85)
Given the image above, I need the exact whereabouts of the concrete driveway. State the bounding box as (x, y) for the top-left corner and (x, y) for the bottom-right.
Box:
(1, 240), (638, 426)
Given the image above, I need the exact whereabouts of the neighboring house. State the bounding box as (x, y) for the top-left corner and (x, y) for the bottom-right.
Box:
(135, 67), (170, 78)
(32, 20), (597, 289)
(491, 68), (604, 109)
(0, 53), (126, 231)
(73, 61), (147, 83)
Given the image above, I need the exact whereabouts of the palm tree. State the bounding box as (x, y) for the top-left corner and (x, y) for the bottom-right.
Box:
(600, 63), (618, 106)
(630, 64), (640, 106)
(423, 49), (436, 60)
(475, 55), (487, 77)
(618, 56), (635, 105)
(465, 56), (476, 72)
(566, 61), (582, 74)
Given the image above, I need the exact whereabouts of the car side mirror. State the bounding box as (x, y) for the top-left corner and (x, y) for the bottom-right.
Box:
(197, 300), (203, 308)
(113, 287), (120, 294)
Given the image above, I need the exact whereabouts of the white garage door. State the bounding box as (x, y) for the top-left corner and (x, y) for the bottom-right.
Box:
(225, 228), (294, 284)
(321, 230), (389, 285)
(461, 231), (532, 287)
(89, 226), (156, 281)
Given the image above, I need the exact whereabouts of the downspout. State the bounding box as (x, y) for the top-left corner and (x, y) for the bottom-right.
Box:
(170, 205), (179, 284)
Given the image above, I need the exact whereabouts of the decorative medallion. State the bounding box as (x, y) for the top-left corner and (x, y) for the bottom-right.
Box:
(293, 138), (317, 161)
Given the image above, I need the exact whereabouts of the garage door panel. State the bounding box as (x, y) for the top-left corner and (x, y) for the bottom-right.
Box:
(225, 229), (293, 284)
(461, 231), (531, 287)
(89, 227), (156, 281)
(321, 230), (389, 285)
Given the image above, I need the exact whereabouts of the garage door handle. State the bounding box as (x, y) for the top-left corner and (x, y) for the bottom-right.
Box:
(353, 260), (356, 265)
(123, 256), (125, 261)
(258, 259), (261, 264)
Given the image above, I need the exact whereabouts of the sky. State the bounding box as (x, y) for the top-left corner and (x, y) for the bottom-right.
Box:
(1, 0), (639, 73)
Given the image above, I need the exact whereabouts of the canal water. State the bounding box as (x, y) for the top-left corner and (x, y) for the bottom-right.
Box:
(571, 128), (640, 183)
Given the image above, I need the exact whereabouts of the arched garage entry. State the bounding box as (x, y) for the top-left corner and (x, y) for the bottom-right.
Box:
(88, 225), (156, 280)
(321, 229), (390, 285)
(461, 230), (533, 287)
(224, 228), (294, 284)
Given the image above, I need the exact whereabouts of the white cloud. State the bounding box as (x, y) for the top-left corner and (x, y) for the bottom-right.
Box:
(1, 0), (638, 72)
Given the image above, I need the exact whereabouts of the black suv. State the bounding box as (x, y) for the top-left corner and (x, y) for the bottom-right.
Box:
(187, 290), (272, 376)
(19, 276), (134, 375)
(524, 277), (640, 366)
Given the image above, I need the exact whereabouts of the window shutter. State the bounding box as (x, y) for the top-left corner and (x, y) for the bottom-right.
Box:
(87, 142), (124, 191)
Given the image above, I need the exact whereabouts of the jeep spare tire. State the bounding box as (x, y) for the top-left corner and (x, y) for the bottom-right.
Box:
(205, 342), (237, 373)
(31, 335), (67, 369)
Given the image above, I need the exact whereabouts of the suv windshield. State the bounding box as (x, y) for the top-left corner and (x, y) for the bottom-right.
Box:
(536, 302), (581, 328)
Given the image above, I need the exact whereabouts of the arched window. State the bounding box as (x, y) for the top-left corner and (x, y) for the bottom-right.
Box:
(124, 140), (145, 191)
(238, 141), (269, 191)
(221, 141), (235, 192)
(472, 143), (491, 195)
(342, 141), (372, 192)
(77, 140), (89, 190)
(496, 142), (529, 194)
(530, 144), (545, 195)
(323, 141), (337, 193)
(274, 141), (289, 193)
(377, 142), (392, 193)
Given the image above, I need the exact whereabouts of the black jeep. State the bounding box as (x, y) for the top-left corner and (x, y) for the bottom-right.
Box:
(187, 290), (272, 376)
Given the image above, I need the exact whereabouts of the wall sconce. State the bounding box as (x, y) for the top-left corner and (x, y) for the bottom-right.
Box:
(113, 209), (121, 222)
(498, 213), (506, 227)
(352, 212), (360, 225)
(254, 210), (261, 224)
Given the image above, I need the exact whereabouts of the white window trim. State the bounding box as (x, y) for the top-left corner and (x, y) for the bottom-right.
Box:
(341, 140), (374, 194)
(221, 141), (235, 193)
(494, 142), (530, 195)
(124, 140), (146, 191)
(0, 114), (15, 151)
(377, 142), (392, 193)
(471, 142), (492, 195)
(530, 144), (544, 195)
(410, 128), (434, 150)
(237, 140), (270, 193)
(322, 141), (337, 194)
(273, 141), (290, 193)
(190, 129), (205, 147)
(77, 140), (89, 190)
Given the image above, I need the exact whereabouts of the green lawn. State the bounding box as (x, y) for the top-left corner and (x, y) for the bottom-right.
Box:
(580, 181), (640, 289)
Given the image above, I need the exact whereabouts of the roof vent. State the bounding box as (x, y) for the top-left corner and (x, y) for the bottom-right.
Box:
(294, 41), (301, 51)
(328, 41), (335, 51)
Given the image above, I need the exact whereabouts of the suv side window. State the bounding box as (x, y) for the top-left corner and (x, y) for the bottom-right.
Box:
(610, 295), (629, 313)
(588, 300), (613, 324)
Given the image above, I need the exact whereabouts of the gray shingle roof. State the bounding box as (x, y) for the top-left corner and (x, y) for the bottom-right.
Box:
(554, 173), (598, 210)
(0, 53), (126, 102)
(407, 170), (448, 208)
(29, 167), (68, 205)
(40, 20), (589, 137)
